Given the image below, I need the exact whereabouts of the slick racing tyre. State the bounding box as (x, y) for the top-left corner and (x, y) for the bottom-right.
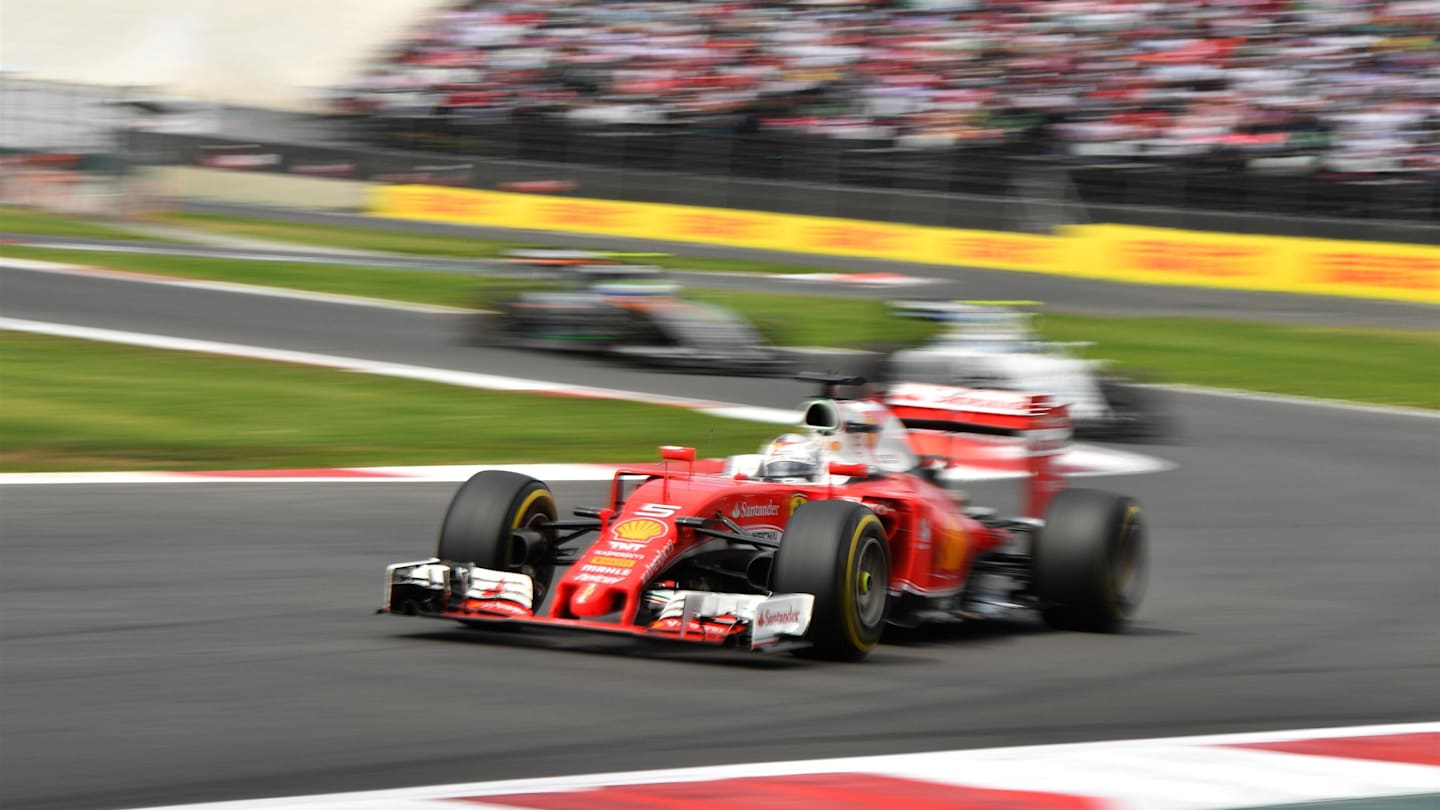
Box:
(1098, 378), (1173, 441)
(437, 471), (557, 583)
(771, 500), (890, 661)
(1033, 488), (1146, 632)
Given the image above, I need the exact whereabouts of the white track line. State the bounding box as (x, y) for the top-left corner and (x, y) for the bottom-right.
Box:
(4, 246), (939, 286)
(0, 317), (800, 424)
(1156, 383), (1440, 420)
(0, 464), (622, 486)
(13, 241), (398, 264)
(1, 256), (469, 313)
(0, 445), (1174, 485)
(0, 315), (1174, 485)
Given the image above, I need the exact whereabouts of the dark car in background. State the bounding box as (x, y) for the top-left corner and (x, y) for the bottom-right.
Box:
(470, 250), (793, 376)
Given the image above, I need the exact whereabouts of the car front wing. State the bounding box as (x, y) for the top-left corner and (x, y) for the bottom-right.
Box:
(381, 559), (814, 652)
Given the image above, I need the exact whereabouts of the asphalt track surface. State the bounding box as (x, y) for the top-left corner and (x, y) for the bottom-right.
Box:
(2, 254), (1439, 810)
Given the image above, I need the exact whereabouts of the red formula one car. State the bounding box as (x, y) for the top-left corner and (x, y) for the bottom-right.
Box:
(381, 375), (1147, 660)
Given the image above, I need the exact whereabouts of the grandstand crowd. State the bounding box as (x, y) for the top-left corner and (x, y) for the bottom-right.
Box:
(338, 0), (1440, 177)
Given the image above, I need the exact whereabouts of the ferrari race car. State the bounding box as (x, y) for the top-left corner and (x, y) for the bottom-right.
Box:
(381, 374), (1148, 661)
(880, 301), (1170, 441)
(470, 250), (791, 376)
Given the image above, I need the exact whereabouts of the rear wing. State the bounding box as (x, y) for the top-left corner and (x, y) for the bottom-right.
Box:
(884, 382), (1070, 518)
(502, 248), (669, 264)
(890, 299), (1042, 320)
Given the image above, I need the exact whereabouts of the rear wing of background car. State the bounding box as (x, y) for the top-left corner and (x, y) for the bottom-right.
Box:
(883, 381), (1070, 518)
(500, 250), (677, 292)
(888, 299), (1096, 352)
(501, 249), (670, 266)
(890, 299), (1042, 319)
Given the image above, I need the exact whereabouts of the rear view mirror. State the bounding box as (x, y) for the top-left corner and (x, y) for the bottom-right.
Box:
(660, 445), (696, 462)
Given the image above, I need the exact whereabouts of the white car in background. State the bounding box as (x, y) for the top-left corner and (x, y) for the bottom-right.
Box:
(878, 301), (1172, 441)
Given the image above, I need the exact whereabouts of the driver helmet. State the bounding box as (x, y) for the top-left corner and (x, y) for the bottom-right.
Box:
(758, 433), (822, 482)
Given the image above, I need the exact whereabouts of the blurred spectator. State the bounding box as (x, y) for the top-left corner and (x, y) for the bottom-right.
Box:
(336, 0), (1440, 178)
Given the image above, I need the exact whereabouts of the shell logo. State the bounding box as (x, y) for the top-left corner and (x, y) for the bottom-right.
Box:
(612, 518), (667, 543)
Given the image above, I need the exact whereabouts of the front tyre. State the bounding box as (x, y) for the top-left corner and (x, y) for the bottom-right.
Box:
(771, 501), (890, 661)
(1033, 488), (1146, 632)
(437, 471), (557, 584)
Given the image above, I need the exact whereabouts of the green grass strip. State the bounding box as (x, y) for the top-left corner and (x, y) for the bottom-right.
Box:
(1040, 314), (1440, 410)
(6, 315), (1433, 474)
(0, 244), (479, 306)
(0, 206), (165, 241)
(159, 211), (532, 258)
(160, 211), (839, 275)
(0, 331), (779, 473)
(3, 207), (835, 274)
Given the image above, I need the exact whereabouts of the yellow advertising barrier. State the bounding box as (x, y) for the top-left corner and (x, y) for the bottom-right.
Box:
(1288, 236), (1440, 303)
(370, 185), (1440, 305)
(1063, 224), (1287, 292)
(1066, 224), (1440, 303)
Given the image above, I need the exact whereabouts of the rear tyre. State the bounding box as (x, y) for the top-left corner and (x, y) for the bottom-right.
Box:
(771, 501), (890, 661)
(1099, 378), (1173, 441)
(1033, 488), (1146, 632)
(437, 471), (557, 583)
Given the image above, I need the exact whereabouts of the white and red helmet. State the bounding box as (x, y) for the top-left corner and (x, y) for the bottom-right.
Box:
(758, 433), (823, 482)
